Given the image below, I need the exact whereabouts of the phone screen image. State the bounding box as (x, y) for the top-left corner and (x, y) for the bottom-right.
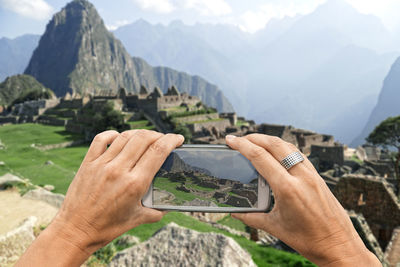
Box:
(152, 147), (260, 208)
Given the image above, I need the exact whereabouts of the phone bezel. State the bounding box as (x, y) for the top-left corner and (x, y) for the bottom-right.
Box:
(142, 144), (271, 213)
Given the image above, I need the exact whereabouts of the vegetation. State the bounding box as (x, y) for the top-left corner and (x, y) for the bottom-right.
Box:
(0, 74), (53, 107)
(217, 215), (247, 232)
(0, 124), (86, 194)
(82, 101), (130, 136)
(128, 212), (314, 267)
(367, 115), (400, 193)
(128, 120), (155, 130)
(11, 87), (55, 106)
(169, 107), (217, 118)
(173, 124), (192, 143)
(0, 123), (313, 266)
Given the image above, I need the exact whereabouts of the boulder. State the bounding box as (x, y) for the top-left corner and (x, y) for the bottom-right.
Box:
(43, 184), (55, 191)
(0, 173), (24, 189)
(0, 216), (36, 266)
(109, 223), (256, 267)
(23, 188), (64, 208)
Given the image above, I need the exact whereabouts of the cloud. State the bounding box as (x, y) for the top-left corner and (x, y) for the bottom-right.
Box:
(106, 20), (133, 31)
(0, 0), (53, 20)
(238, 0), (325, 33)
(183, 0), (231, 16)
(133, 0), (175, 14)
(133, 0), (231, 16)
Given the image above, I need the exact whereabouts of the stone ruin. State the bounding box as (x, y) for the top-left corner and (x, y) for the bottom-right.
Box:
(334, 175), (400, 254)
(0, 98), (59, 124)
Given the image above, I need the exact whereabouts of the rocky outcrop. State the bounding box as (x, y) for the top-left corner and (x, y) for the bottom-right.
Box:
(109, 223), (256, 267)
(0, 173), (24, 189)
(0, 216), (36, 266)
(23, 188), (65, 208)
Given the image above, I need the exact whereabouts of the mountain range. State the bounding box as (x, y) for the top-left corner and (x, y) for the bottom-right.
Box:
(113, 0), (399, 144)
(0, 35), (39, 82)
(1, 0), (399, 145)
(19, 0), (233, 112)
(352, 56), (400, 146)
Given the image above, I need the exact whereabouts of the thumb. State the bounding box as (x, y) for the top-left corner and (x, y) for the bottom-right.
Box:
(231, 212), (276, 234)
(137, 207), (165, 225)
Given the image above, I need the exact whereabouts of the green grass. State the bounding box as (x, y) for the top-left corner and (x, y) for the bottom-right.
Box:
(350, 154), (363, 164)
(0, 123), (314, 266)
(186, 118), (224, 124)
(0, 123), (87, 194)
(218, 215), (247, 232)
(154, 176), (210, 205)
(128, 120), (155, 130)
(236, 120), (249, 126)
(128, 212), (314, 267)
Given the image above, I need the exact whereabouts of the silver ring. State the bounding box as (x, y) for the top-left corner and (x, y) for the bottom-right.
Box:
(280, 151), (304, 170)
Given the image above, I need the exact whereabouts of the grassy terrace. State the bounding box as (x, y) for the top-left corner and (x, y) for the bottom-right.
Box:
(185, 118), (225, 124)
(0, 123), (314, 266)
(128, 119), (155, 130)
(153, 176), (222, 206)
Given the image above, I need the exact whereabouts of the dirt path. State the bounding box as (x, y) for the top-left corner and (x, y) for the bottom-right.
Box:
(0, 189), (59, 235)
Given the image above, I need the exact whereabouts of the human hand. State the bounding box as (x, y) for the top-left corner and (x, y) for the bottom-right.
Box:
(226, 134), (381, 267)
(16, 130), (184, 266)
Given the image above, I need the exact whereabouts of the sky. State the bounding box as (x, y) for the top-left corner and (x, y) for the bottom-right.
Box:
(1, 0), (400, 38)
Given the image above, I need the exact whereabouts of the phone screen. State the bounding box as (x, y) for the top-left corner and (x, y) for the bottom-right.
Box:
(152, 148), (260, 208)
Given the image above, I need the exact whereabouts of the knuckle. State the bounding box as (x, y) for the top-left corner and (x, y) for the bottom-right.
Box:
(285, 142), (298, 151)
(247, 146), (266, 161)
(134, 129), (151, 139)
(120, 130), (135, 139)
(149, 140), (169, 154)
(93, 130), (118, 142)
(105, 163), (122, 178)
(268, 136), (283, 148)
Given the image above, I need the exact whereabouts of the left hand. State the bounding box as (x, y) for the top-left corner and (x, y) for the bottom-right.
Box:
(16, 130), (184, 266)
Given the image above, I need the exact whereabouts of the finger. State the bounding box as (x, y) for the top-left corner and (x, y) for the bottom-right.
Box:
(84, 130), (119, 162)
(130, 134), (184, 191)
(231, 212), (276, 234)
(137, 207), (165, 225)
(244, 134), (312, 176)
(225, 135), (289, 191)
(109, 130), (164, 168)
(99, 130), (140, 162)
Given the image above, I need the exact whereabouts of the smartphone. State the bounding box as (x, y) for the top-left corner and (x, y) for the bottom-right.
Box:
(142, 144), (271, 213)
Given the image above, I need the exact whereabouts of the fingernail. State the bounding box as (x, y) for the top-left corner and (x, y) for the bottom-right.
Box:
(178, 134), (185, 142)
(226, 135), (236, 141)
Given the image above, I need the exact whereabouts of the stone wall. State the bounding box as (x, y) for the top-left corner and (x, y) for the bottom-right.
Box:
(310, 145), (344, 169)
(187, 119), (231, 134)
(334, 175), (400, 250)
(58, 98), (86, 109)
(219, 113), (237, 126)
(347, 210), (385, 262)
(364, 160), (395, 178)
(384, 227), (400, 266)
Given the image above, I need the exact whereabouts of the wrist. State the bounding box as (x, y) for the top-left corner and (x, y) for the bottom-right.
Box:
(304, 232), (381, 266)
(15, 218), (96, 267)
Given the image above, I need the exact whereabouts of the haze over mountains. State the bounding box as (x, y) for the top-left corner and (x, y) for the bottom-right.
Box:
(1, 0), (400, 145)
(4, 0), (233, 112)
(114, 0), (400, 144)
(0, 35), (39, 82)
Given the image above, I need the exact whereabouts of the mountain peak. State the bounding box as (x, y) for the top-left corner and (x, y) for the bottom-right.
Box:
(25, 0), (136, 96)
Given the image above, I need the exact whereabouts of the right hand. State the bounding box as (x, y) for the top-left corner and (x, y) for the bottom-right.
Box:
(226, 134), (381, 267)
